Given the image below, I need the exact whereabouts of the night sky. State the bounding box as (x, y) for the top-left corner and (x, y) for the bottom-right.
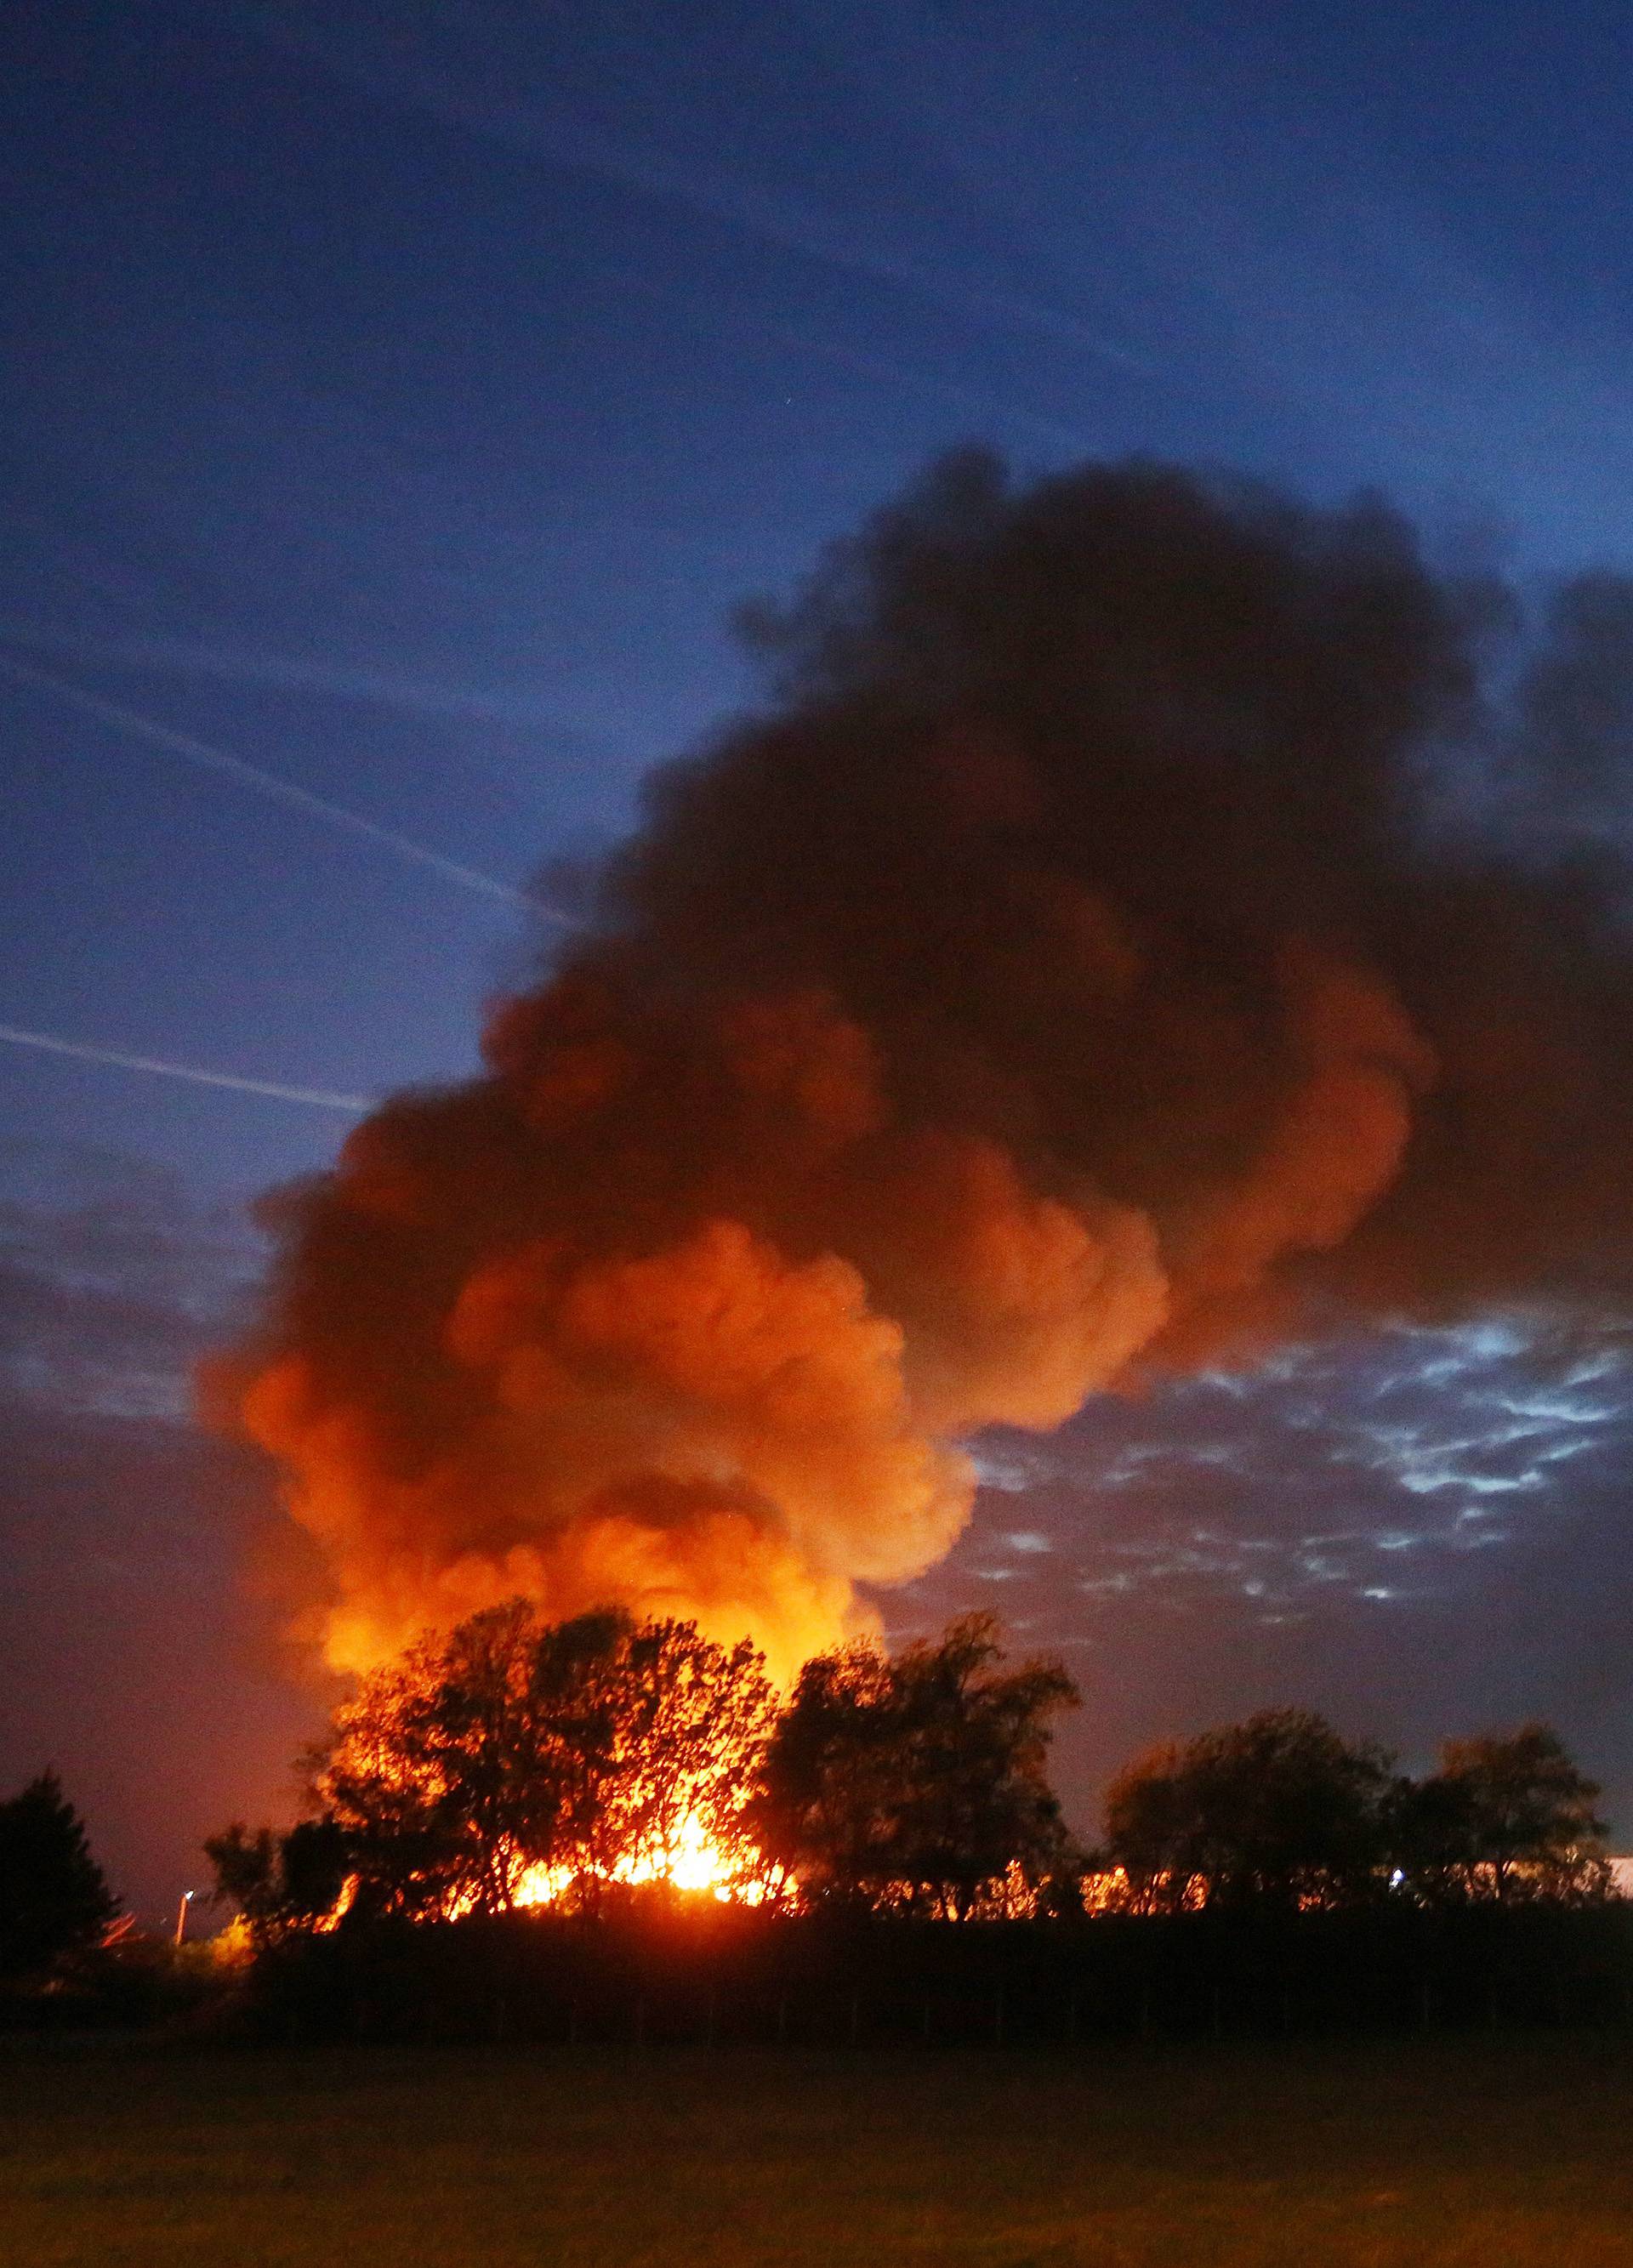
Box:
(7, 0), (1633, 1922)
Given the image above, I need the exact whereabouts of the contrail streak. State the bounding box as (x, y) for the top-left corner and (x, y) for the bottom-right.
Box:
(0, 650), (579, 925)
(0, 1021), (373, 1112)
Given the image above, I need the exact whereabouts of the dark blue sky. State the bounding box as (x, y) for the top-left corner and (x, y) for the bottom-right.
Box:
(6, 0), (1633, 1918)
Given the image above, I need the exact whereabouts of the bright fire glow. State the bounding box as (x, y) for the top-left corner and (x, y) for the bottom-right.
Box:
(509, 1810), (771, 1910)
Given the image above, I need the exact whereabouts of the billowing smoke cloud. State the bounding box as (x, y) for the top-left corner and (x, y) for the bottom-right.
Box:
(223, 453), (1633, 1679)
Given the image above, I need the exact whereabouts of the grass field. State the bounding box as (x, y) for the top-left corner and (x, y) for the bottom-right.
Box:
(3, 2034), (1633, 2266)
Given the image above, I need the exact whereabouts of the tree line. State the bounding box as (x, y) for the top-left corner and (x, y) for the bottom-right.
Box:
(0, 1606), (1613, 1998)
(1105, 1709), (1609, 1912)
(208, 1606), (1079, 1933)
(205, 1604), (1615, 1939)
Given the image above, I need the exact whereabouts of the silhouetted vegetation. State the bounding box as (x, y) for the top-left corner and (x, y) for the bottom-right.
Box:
(202, 1819), (350, 1943)
(245, 1605), (779, 1923)
(1102, 1710), (1612, 1913)
(230, 1897), (1633, 2049)
(1390, 1725), (1611, 1905)
(1103, 1709), (1393, 1912)
(198, 1611), (1631, 2043)
(210, 1617), (1619, 1935)
(209, 1608), (1075, 1930)
(0, 1771), (118, 1984)
(748, 1616), (1079, 1914)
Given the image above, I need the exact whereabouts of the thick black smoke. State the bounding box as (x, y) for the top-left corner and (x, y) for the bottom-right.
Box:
(226, 453), (1633, 1676)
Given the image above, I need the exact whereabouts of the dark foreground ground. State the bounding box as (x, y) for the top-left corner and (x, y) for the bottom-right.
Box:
(3, 2035), (1633, 2267)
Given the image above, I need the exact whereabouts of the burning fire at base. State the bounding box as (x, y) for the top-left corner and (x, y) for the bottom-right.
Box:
(257, 1604), (1075, 1930)
(316, 1810), (777, 1929)
(499, 1810), (774, 1914)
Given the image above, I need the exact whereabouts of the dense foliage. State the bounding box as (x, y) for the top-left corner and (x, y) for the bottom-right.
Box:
(202, 1819), (350, 1941)
(277, 1605), (777, 1921)
(1389, 1725), (1610, 1904)
(208, 1609), (1615, 1938)
(748, 1616), (1079, 1913)
(1103, 1710), (1610, 1911)
(0, 1772), (119, 1981)
(211, 1609), (1077, 1929)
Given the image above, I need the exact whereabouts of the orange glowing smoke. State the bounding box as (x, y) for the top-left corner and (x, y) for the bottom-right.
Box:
(222, 455), (1633, 1680)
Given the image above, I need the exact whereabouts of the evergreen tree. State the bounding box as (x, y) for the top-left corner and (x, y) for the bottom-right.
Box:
(0, 1772), (119, 1980)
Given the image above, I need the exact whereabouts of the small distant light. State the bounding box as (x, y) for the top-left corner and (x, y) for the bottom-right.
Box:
(1391, 1868), (1405, 1888)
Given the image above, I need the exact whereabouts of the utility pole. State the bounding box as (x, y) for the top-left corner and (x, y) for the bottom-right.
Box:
(174, 1889), (195, 1947)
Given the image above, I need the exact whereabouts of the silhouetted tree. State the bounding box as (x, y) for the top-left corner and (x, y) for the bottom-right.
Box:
(746, 1639), (899, 1906)
(0, 1772), (119, 1980)
(312, 1604), (615, 1918)
(751, 1615), (1078, 1914)
(204, 1818), (351, 1941)
(1104, 1709), (1393, 1912)
(1380, 1769), (1470, 1902)
(305, 1602), (776, 1918)
(1392, 1724), (1609, 1903)
(578, 1616), (779, 1901)
(1097, 1739), (1203, 1914)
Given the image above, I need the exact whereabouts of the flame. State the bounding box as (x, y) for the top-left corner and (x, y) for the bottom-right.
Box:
(421, 1807), (783, 1920)
(508, 1808), (773, 1910)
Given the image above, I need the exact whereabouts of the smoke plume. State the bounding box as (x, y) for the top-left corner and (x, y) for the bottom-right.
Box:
(225, 453), (1633, 1679)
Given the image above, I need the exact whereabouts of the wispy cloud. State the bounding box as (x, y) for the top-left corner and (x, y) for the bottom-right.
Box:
(0, 1139), (258, 1418)
(930, 1310), (1633, 1630)
(0, 617), (623, 743)
(266, 3), (1153, 386)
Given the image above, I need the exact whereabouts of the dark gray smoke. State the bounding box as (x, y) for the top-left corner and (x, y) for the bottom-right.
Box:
(222, 452), (1633, 1677)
